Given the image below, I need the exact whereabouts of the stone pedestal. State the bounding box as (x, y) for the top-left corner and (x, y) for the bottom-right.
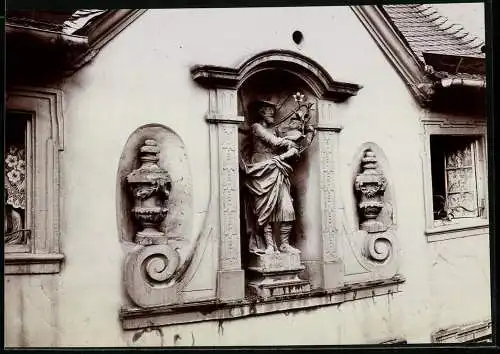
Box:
(247, 253), (311, 299)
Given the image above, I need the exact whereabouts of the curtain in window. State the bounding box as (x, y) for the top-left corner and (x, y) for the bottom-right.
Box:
(445, 140), (479, 218)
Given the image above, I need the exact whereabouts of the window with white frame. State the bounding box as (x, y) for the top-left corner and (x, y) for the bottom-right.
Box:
(430, 135), (486, 223)
(4, 87), (65, 274)
(423, 119), (488, 240)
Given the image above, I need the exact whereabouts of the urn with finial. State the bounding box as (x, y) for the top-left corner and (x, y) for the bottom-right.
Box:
(127, 139), (172, 245)
(355, 149), (387, 233)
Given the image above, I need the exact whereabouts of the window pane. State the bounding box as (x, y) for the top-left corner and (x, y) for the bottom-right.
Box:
(446, 168), (475, 193)
(4, 112), (31, 246)
(431, 135), (481, 221)
(444, 138), (479, 219)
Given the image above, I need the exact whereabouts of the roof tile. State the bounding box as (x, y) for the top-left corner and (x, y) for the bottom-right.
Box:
(382, 4), (484, 64)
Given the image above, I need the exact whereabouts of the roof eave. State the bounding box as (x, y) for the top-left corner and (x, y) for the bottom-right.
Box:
(69, 10), (147, 72)
(6, 22), (89, 48)
(351, 5), (435, 107)
(6, 22), (90, 86)
(6, 10), (147, 85)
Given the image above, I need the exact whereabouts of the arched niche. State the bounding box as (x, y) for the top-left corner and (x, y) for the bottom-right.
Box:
(192, 49), (362, 296)
(237, 69), (319, 269)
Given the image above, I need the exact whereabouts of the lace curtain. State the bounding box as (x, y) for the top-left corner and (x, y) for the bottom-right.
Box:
(4, 126), (29, 245)
(444, 140), (479, 218)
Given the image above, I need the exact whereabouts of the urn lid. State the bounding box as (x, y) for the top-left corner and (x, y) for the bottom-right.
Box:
(127, 139), (172, 184)
(355, 149), (386, 185)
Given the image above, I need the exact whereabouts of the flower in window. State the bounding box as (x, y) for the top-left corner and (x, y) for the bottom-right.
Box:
(16, 159), (26, 174)
(7, 169), (21, 184)
(5, 154), (18, 168)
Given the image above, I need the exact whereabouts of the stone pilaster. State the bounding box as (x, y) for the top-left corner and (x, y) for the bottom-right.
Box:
(206, 88), (245, 301)
(316, 100), (344, 289)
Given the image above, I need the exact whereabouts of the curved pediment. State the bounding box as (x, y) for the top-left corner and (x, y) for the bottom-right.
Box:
(191, 49), (362, 102)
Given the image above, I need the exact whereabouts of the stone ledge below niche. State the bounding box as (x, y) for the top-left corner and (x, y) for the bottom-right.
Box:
(120, 275), (405, 330)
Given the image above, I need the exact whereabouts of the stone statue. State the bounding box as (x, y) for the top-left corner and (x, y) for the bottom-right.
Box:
(241, 93), (315, 255)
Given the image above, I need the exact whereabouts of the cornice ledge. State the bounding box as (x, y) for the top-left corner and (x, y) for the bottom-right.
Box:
(351, 5), (435, 107)
(120, 274), (405, 330)
(191, 49), (363, 102)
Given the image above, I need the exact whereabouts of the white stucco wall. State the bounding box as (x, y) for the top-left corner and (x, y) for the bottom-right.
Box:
(4, 6), (491, 347)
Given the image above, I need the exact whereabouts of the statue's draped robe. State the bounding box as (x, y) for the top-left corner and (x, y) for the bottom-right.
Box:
(242, 123), (296, 253)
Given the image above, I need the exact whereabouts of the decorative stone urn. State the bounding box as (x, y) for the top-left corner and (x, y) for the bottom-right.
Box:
(127, 139), (172, 245)
(355, 149), (387, 233)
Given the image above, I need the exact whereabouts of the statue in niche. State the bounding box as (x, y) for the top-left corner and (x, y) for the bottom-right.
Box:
(241, 92), (315, 255)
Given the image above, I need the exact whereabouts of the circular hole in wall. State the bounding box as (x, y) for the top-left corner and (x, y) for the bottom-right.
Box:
(292, 30), (303, 45)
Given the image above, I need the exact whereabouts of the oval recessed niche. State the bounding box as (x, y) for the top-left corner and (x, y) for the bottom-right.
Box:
(116, 124), (193, 247)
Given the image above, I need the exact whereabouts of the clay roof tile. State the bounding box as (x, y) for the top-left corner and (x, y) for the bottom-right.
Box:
(381, 4), (484, 65)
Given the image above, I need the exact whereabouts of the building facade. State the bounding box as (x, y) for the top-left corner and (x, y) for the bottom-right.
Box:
(4, 4), (491, 347)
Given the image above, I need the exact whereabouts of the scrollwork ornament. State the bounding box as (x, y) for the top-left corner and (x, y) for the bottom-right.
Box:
(124, 244), (180, 307)
(363, 233), (392, 262)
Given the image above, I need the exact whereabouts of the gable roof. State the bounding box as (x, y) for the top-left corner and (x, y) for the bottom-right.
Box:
(381, 4), (484, 64)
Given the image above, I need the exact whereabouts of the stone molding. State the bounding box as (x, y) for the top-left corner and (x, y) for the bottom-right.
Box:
(120, 275), (405, 330)
(192, 49), (362, 102)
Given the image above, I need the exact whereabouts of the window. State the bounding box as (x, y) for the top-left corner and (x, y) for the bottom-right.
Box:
(422, 117), (488, 242)
(430, 136), (486, 224)
(5, 112), (32, 253)
(4, 87), (65, 274)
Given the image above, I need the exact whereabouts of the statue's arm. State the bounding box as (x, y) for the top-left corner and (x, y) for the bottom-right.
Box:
(252, 123), (287, 147)
(279, 147), (299, 161)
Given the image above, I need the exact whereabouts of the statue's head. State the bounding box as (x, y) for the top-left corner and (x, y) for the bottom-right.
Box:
(248, 99), (277, 125)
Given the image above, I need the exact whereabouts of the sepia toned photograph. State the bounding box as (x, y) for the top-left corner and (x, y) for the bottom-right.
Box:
(4, 2), (492, 347)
